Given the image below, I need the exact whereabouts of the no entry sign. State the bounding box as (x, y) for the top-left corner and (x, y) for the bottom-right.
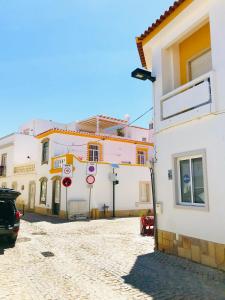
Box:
(86, 175), (95, 185)
(62, 177), (72, 187)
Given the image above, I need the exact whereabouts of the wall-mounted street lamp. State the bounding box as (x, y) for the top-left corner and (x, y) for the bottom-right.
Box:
(132, 66), (158, 249)
(131, 68), (156, 82)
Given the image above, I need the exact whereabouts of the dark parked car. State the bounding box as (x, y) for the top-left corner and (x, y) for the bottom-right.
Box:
(0, 188), (22, 245)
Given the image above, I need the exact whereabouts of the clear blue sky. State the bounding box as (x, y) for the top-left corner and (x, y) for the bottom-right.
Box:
(0, 0), (173, 136)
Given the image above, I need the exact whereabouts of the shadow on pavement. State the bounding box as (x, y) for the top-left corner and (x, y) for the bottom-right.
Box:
(22, 212), (69, 224)
(123, 251), (225, 300)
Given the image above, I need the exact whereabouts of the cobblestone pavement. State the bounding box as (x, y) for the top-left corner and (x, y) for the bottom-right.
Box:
(1, 214), (225, 300)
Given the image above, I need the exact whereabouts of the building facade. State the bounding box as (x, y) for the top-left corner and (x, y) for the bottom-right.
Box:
(0, 115), (154, 218)
(136, 0), (225, 270)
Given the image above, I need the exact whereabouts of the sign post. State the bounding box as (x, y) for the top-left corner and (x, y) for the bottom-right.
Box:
(62, 164), (73, 221)
(86, 175), (95, 219)
(62, 177), (72, 220)
(111, 164), (119, 218)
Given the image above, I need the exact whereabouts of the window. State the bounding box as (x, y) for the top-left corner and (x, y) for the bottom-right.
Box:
(40, 178), (47, 204)
(137, 148), (148, 165)
(139, 182), (151, 202)
(1, 153), (7, 176)
(42, 140), (49, 164)
(88, 144), (101, 162)
(188, 49), (212, 81)
(176, 154), (206, 206)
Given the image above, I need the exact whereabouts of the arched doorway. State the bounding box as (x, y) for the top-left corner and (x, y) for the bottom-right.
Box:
(52, 177), (61, 215)
(28, 181), (36, 211)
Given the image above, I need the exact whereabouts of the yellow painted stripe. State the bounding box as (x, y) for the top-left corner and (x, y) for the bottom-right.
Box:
(49, 153), (149, 173)
(36, 129), (154, 147)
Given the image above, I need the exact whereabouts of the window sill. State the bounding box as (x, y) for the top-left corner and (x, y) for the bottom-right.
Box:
(135, 201), (151, 207)
(175, 203), (209, 211)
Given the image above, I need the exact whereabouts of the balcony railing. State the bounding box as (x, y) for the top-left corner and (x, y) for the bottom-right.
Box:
(50, 154), (74, 174)
(161, 71), (215, 122)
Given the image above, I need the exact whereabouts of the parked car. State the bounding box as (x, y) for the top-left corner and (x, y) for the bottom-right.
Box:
(0, 188), (22, 245)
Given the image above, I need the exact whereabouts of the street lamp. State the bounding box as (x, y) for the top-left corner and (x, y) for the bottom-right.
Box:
(131, 68), (156, 82)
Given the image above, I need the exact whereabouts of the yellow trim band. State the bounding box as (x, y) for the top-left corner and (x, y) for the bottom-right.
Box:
(36, 129), (153, 147)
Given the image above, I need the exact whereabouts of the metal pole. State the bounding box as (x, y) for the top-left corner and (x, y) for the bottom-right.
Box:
(150, 167), (158, 250)
(88, 186), (92, 219)
(66, 187), (68, 221)
(112, 168), (115, 218)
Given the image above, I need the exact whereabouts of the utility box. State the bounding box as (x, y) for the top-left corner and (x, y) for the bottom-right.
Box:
(156, 202), (163, 215)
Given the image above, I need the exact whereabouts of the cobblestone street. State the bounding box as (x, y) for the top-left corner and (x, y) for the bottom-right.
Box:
(1, 214), (225, 300)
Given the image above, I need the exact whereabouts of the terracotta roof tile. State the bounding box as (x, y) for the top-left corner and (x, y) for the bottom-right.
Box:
(136, 0), (189, 68)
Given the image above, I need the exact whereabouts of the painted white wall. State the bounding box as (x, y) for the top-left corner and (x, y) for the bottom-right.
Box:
(0, 117), (153, 215)
(142, 0), (225, 244)
(39, 158), (152, 215)
(47, 133), (152, 164)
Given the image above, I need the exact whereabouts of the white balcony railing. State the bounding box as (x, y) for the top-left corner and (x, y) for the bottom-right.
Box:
(161, 72), (214, 121)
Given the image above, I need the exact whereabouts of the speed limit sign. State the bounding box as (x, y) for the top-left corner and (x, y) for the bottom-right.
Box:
(62, 164), (73, 178)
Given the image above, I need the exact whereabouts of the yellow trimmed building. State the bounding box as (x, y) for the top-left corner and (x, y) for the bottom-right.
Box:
(0, 115), (154, 218)
(135, 0), (225, 270)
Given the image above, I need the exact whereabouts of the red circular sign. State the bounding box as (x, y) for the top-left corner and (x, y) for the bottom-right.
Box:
(62, 177), (72, 187)
(86, 175), (95, 185)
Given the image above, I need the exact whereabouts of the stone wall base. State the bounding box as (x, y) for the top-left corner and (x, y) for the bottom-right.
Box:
(158, 229), (225, 271)
(26, 206), (150, 219)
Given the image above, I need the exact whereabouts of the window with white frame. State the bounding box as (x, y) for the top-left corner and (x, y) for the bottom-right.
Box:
(176, 155), (206, 206)
(88, 144), (99, 162)
(139, 182), (151, 203)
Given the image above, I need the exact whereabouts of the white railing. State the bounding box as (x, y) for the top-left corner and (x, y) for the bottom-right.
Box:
(161, 72), (213, 120)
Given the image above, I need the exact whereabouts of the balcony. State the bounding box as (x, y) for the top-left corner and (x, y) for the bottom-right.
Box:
(50, 154), (74, 174)
(160, 71), (215, 129)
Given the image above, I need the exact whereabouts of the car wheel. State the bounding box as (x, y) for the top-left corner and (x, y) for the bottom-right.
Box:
(7, 236), (17, 247)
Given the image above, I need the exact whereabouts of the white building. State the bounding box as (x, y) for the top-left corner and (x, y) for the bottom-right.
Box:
(0, 115), (154, 218)
(136, 0), (225, 269)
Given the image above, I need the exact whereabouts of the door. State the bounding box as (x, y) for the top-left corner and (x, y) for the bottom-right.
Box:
(28, 181), (36, 210)
(52, 179), (61, 215)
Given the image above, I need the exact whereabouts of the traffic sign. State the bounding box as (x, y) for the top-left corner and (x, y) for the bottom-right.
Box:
(62, 177), (72, 187)
(86, 162), (97, 175)
(62, 164), (73, 178)
(86, 175), (95, 185)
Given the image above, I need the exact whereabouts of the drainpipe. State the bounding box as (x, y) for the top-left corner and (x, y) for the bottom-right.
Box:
(148, 161), (158, 251)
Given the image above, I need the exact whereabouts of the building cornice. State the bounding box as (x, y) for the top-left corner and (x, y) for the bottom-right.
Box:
(36, 129), (154, 147)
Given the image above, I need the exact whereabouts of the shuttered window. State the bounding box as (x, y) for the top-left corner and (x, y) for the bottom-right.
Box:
(139, 182), (151, 202)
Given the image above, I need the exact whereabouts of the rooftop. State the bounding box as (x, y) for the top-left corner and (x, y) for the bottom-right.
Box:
(136, 0), (193, 68)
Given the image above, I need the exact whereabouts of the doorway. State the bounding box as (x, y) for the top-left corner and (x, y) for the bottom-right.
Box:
(28, 181), (36, 211)
(52, 178), (61, 215)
